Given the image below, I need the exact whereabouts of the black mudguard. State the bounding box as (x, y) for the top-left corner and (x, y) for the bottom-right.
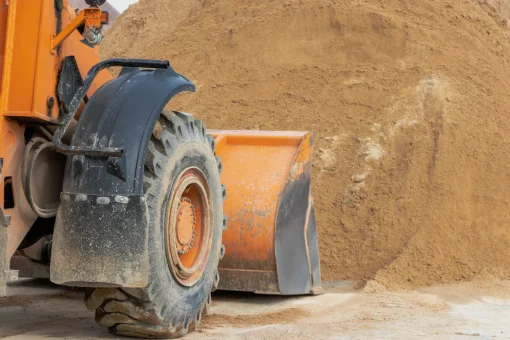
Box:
(50, 65), (195, 287)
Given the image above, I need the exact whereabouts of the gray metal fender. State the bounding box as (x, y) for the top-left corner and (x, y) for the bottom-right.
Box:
(50, 67), (195, 287)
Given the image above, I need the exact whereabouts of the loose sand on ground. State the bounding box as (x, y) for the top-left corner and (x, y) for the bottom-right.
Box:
(2, 279), (510, 339)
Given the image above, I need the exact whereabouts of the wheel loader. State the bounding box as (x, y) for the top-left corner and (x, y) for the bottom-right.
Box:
(0, 0), (322, 338)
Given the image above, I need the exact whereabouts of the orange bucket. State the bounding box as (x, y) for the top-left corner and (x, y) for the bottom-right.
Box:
(209, 130), (322, 295)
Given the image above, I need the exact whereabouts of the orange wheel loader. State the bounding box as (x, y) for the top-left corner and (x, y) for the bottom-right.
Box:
(0, 0), (322, 338)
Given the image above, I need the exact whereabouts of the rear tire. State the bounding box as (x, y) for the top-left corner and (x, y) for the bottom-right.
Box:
(85, 111), (226, 338)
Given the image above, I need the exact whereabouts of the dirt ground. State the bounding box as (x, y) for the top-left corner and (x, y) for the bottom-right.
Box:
(1, 279), (510, 339)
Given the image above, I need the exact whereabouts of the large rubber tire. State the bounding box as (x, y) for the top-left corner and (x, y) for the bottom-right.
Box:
(84, 111), (226, 338)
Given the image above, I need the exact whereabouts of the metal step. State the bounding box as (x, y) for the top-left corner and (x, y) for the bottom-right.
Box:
(6, 270), (18, 282)
(0, 270), (19, 297)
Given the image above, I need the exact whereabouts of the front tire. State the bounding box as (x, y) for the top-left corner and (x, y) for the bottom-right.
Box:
(85, 111), (226, 338)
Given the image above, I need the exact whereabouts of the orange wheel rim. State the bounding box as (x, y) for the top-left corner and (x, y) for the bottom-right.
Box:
(166, 168), (213, 287)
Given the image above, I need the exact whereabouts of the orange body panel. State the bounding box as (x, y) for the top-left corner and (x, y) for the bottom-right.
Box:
(1, 120), (37, 258)
(0, 0), (110, 260)
(0, 4), (7, 87)
(3, 0), (57, 120)
(0, 0), (109, 122)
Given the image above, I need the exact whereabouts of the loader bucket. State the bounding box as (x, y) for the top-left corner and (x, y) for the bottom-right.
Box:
(209, 130), (323, 295)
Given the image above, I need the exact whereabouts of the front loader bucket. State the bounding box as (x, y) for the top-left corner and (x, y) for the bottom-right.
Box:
(209, 130), (322, 295)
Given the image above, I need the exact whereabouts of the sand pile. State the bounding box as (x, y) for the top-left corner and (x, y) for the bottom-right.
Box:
(102, 0), (510, 289)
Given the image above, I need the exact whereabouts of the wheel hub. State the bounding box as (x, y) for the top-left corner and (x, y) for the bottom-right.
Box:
(176, 197), (196, 255)
(165, 168), (213, 287)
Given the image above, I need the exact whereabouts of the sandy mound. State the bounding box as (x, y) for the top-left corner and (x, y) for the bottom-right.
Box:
(102, 0), (510, 289)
